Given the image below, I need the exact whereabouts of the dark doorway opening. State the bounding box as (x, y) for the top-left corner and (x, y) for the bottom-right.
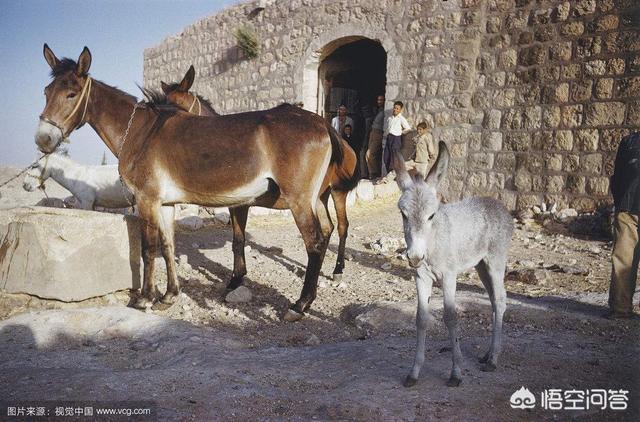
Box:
(319, 38), (387, 164)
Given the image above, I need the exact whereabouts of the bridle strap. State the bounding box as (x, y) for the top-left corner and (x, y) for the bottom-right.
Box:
(39, 77), (93, 141)
(187, 94), (201, 116)
(62, 76), (92, 127)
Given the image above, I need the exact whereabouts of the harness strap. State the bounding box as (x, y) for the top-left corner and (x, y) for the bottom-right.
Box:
(62, 77), (92, 126)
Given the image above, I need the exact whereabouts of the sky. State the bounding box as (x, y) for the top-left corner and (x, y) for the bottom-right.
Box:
(0, 0), (239, 167)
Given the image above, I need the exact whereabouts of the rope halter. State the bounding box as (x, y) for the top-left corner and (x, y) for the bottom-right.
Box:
(39, 76), (93, 140)
(187, 93), (202, 116)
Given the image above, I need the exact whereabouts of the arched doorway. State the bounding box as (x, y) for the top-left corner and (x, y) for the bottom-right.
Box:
(317, 38), (387, 156)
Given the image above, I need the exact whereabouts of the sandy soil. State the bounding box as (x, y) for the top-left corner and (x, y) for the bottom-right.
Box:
(0, 172), (638, 420)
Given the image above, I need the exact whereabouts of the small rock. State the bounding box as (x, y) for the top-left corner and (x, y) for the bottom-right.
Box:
(337, 281), (348, 290)
(245, 245), (252, 253)
(517, 260), (537, 268)
(214, 210), (231, 225)
(225, 285), (252, 303)
(305, 334), (321, 346)
(178, 254), (189, 266)
(182, 304), (191, 311)
(506, 269), (547, 285)
(532, 205), (542, 214)
(192, 243), (200, 248)
(177, 216), (204, 231)
(588, 246), (602, 254)
(318, 280), (327, 288)
(381, 262), (393, 270)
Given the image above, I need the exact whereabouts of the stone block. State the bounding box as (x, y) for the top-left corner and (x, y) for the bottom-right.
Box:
(514, 170), (532, 191)
(627, 102), (640, 126)
(560, 21), (584, 37)
(584, 102), (626, 126)
(573, 0), (596, 17)
(587, 177), (610, 195)
(546, 154), (563, 171)
(594, 78), (613, 99)
(483, 132), (503, 150)
(541, 106), (561, 128)
(546, 175), (565, 193)
(555, 2), (570, 21)
(571, 79), (593, 102)
(469, 152), (494, 169)
(554, 130), (573, 150)
(549, 42), (572, 62)
(585, 60), (606, 76)
(561, 105), (583, 127)
(575, 129), (599, 151)
(617, 76), (640, 98)
(563, 155), (580, 172)
(580, 153), (603, 174)
(566, 175), (586, 194)
(0, 207), (141, 301)
(494, 153), (516, 172)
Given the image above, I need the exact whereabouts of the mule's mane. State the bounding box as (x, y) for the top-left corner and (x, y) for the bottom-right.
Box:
(50, 58), (79, 78)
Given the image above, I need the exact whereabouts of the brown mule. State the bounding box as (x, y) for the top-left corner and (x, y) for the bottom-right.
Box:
(160, 66), (358, 285)
(36, 45), (357, 321)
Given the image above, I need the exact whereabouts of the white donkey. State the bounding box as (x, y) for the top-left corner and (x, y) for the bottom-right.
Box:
(394, 142), (513, 387)
(23, 151), (134, 210)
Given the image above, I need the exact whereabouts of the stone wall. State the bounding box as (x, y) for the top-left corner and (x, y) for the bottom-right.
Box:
(143, 0), (639, 211)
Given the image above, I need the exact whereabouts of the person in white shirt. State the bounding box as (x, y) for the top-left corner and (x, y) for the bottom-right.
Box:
(382, 101), (412, 175)
(331, 104), (354, 137)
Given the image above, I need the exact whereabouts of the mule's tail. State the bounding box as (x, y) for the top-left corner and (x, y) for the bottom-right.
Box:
(326, 123), (360, 192)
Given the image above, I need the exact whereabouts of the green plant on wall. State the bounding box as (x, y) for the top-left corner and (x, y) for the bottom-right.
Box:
(234, 25), (260, 59)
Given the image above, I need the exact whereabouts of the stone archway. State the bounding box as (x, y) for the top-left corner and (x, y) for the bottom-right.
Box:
(296, 24), (404, 116)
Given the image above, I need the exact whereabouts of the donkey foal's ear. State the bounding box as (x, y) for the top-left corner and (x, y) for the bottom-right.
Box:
(76, 46), (92, 76)
(425, 141), (450, 188)
(43, 43), (59, 70)
(393, 150), (413, 190)
(160, 81), (170, 94)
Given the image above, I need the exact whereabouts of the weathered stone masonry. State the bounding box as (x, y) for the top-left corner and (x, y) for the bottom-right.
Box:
(144, 0), (639, 211)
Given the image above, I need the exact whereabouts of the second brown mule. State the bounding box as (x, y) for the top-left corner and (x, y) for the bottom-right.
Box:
(159, 66), (358, 288)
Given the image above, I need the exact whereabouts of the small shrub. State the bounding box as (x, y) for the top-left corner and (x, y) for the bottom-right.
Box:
(234, 25), (260, 59)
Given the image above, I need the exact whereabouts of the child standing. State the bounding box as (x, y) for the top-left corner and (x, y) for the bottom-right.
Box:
(382, 101), (412, 175)
(412, 121), (437, 176)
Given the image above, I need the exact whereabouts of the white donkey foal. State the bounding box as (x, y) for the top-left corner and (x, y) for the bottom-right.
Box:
(23, 152), (134, 210)
(395, 143), (513, 387)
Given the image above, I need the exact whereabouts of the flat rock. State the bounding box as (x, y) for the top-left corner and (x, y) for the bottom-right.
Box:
(0, 207), (141, 301)
(506, 268), (548, 285)
(225, 285), (252, 303)
(176, 216), (204, 231)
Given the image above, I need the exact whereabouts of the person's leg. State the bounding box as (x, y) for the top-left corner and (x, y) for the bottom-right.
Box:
(609, 211), (640, 315)
(366, 129), (383, 178)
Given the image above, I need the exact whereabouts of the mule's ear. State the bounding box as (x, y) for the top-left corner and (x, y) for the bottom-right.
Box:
(76, 46), (92, 76)
(43, 43), (59, 70)
(425, 141), (450, 188)
(160, 81), (170, 94)
(178, 65), (195, 91)
(393, 150), (413, 191)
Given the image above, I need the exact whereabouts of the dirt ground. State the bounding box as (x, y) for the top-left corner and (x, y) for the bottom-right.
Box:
(0, 173), (638, 420)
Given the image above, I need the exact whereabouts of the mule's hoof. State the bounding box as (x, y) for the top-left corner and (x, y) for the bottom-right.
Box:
(480, 362), (497, 372)
(160, 292), (179, 305)
(151, 301), (172, 311)
(332, 273), (343, 282)
(446, 377), (462, 387)
(131, 297), (154, 310)
(403, 376), (418, 388)
(283, 309), (304, 322)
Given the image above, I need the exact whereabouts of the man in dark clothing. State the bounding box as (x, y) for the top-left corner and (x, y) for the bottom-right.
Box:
(608, 132), (640, 318)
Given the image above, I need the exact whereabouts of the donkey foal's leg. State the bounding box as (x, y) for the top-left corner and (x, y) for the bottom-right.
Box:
(485, 259), (507, 371)
(330, 189), (349, 281)
(228, 206), (249, 290)
(443, 273), (463, 387)
(404, 265), (434, 387)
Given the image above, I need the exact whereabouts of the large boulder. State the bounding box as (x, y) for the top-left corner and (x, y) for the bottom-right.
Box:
(0, 207), (141, 301)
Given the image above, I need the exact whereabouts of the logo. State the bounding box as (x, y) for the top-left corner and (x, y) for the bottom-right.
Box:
(510, 387), (536, 409)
